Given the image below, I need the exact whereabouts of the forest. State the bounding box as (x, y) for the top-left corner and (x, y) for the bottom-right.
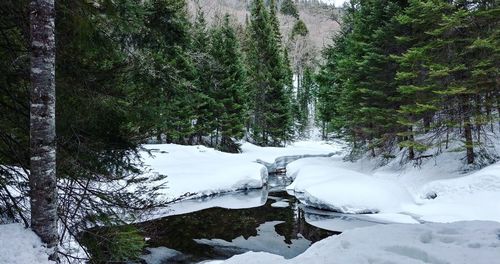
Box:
(0, 0), (499, 263)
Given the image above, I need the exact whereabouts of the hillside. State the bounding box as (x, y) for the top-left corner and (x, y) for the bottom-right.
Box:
(187, 0), (341, 52)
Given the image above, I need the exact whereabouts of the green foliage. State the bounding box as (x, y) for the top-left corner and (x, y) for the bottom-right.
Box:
(209, 15), (248, 152)
(280, 0), (300, 19)
(295, 67), (316, 135)
(245, 0), (294, 146)
(81, 225), (145, 263)
(317, 0), (500, 164)
(291, 19), (309, 38)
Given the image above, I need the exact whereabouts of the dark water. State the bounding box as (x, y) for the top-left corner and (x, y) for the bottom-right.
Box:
(82, 176), (339, 263)
(137, 190), (337, 263)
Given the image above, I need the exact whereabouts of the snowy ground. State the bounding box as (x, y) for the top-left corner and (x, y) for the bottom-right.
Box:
(4, 136), (499, 263)
(141, 139), (500, 264)
(0, 224), (55, 264)
(286, 154), (500, 225)
(141, 141), (341, 200)
(144, 138), (500, 225)
(207, 221), (500, 264)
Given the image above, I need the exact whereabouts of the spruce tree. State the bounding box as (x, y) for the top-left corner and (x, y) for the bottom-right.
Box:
(393, 0), (453, 160)
(140, 0), (196, 143)
(246, 0), (293, 146)
(209, 15), (248, 152)
(191, 7), (217, 144)
(280, 0), (300, 19)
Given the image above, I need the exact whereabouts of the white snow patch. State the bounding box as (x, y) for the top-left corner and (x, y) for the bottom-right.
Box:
(210, 221), (500, 264)
(141, 141), (341, 201)
(270, 201), (289, 208)
(287, 157), (415, 214)
(141, 144), (268, 200)
(0, 224), (55, 264)
(285, 152), (500, 224)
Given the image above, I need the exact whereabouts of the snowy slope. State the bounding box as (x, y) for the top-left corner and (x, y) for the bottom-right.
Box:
(211, 221), (500, 264)
(0, 224), (55, 264)
(285, 153), (500, 224)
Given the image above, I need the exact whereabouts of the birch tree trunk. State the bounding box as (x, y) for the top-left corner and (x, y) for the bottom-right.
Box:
(29, 0), (58, 260)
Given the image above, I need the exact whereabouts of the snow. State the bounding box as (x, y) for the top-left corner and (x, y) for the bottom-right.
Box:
(146, 189), (267, 219)
(142, 139), (500, 225)
(284, 149), (500, 224)
(141, 141), (340, 200)
(0, 224), (55, 264)
(210, 221), (500, 264)
(286, 157), (415, 214)
(270, 201), (289, 208)
(319, 0), (347, 7)
(141, 144), (268, 199)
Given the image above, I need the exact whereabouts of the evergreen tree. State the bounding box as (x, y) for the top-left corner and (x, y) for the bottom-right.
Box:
(296, 67), (316, 134)
(393, 0), (453, 160)
(1, 0), (166, 260)
(281, 0), (300, 19)
(323, 0), (406, 156)
(291, 19), (309, 38)
(191, 7), (218, 144)
(139, 0), (196, 143)
(318, 0), (499, 164)
(246, 0), (293, 146)
(209, 15), (248, 152)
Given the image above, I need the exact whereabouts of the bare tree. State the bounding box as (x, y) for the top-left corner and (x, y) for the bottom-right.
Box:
(29, 0), (58, 261)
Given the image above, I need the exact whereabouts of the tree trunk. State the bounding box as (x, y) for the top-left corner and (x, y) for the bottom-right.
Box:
(423, 115), (431, 133)
(29, 0), (58, 261)
(462, 96), (474, 164)
(464, 121), (474, 164)
(408, 128), (415, 160)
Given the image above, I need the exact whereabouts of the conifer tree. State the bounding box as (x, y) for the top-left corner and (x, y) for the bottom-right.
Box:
(318, 0), (499, 164)
(280, 0), (300, 19)
(393, 0), (453, 160)
(209, 15), (248, 152)
(140, 0), (196, 143)
(246, 0), (293, 146)
(191, 7), (217, 144)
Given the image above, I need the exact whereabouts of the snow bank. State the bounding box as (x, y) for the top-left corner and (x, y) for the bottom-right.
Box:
(285, 155), (500, 224)
(240, 141), (342, 164)
(213, 221), (500, 264)
(146, 189), (267, 219)
(141, 141), (341, 200)
(405, 162), (500, 223)
(287, 157), (415, 214)
(0, 224), (55, 264)
(142, 144), (268, 199)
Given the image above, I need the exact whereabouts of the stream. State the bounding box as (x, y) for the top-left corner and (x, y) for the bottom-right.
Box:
(136, 175), (338, 263)
(85, 159), (384, 263)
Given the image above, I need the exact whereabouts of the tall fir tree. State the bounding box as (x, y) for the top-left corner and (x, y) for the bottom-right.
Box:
(208, 15), (248, 152)
(191, 6), (218, 144)
(246, 0), (293, 146)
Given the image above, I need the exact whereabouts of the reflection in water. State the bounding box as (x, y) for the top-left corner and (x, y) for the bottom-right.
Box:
(302, 206), (382, 232)
(137, 189), (337, 263)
